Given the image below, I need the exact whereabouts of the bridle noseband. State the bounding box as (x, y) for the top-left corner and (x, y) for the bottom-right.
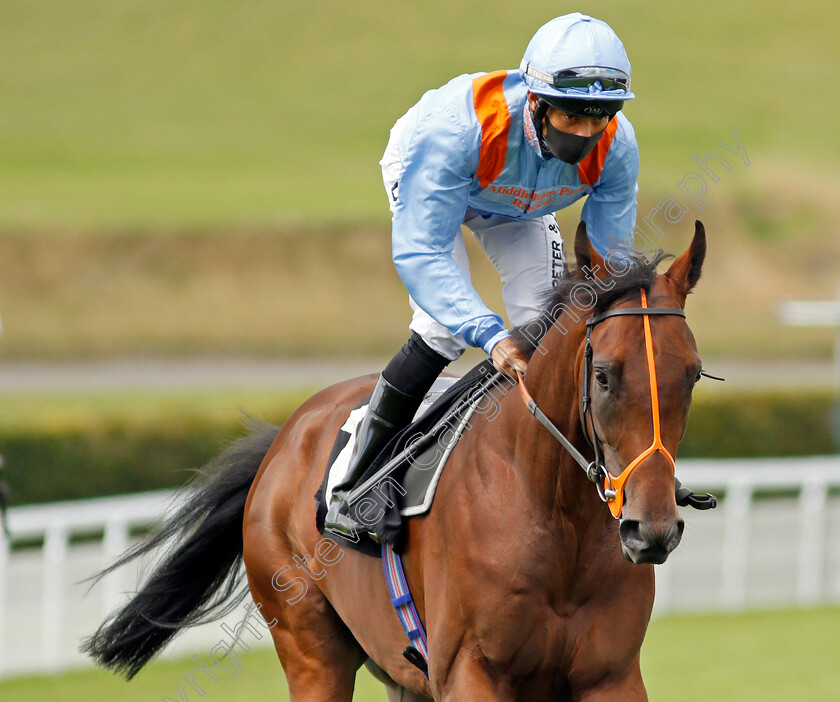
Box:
(517, 288), (686, 519)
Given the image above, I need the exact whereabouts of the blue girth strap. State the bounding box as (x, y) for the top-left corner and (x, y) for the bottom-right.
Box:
(381, 542), (429, 678)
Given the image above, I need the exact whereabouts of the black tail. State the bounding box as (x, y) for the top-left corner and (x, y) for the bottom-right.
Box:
(81, 422), (279, 679)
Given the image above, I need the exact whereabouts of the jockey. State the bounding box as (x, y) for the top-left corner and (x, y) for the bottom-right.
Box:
(326, 13), (638, 537)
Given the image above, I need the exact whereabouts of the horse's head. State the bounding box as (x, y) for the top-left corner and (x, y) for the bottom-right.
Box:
(573, 220), (706, 564)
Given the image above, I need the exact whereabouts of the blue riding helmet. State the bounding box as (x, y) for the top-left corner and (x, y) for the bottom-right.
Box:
(519, 13), (636, 105)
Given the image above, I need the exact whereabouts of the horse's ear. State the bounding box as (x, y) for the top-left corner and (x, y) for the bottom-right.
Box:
(665, 220), (707, 300)
(574, 221), (607, 278)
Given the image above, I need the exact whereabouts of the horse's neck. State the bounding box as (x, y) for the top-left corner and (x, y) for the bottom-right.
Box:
(504, 323), (600, 525)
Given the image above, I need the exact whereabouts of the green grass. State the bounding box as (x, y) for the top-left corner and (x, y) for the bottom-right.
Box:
(1, 607), (838, 701)
(643, 607), (840, 701)
(0, 386), (319, 434)
(0, 0), (838, 228)
(0, 647), (386, 702)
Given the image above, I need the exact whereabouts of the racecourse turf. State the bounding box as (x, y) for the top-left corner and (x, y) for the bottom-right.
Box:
(0, 0), (839, 363)
(1, 607), (838, 701)
(0, 0), (837, 229)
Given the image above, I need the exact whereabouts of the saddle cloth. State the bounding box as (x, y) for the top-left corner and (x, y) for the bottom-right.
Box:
(315, 360), (502, 556)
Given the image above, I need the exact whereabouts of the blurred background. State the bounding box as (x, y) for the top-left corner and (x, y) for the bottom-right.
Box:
(0, 1), (839, 700)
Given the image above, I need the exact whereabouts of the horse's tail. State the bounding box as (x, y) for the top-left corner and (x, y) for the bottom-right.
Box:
(81, 422), (279, 679)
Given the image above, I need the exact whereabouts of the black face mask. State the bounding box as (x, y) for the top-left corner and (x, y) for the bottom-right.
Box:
(542, 118), (605, 164)
(533, 99), (607, 164)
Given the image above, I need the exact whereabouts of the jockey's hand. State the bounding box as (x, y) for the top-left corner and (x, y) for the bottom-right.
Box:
(490, 336), (529, 379)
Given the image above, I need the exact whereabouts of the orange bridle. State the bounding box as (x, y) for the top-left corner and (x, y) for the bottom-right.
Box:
(517, 288), (686, 519)
(594, 289), (677, 518)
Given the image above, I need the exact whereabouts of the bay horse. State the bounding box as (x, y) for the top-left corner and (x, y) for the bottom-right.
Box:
(84, 221), (706, 701)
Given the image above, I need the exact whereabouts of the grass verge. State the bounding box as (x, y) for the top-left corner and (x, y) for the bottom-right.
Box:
(1, 607), (838, 701)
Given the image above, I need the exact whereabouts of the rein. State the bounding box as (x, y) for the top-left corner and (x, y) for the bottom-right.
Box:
(517, 288), (686, 519)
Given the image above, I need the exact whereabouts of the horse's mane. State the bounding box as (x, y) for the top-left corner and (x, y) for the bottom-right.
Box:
(512, 248), (673, 358)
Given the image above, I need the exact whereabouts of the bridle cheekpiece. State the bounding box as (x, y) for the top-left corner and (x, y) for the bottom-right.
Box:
(518, 288), (686, 519)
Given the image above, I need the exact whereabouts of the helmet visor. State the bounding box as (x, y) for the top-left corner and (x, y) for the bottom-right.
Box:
(522, 63), (630, 94)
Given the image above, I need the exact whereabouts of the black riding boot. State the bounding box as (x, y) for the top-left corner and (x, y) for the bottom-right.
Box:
(325, 333), (450, 538)
(324, 375), (425, 537)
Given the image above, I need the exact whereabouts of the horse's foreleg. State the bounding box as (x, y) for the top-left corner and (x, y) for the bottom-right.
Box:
(436, 653), (516, 702)
(571, 663), (648, 702)
(384, 681), (435, 702)
(366, 659), (434, 702)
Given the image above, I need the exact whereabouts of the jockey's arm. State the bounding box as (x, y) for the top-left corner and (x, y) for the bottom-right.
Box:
(391, 106), (512, 359)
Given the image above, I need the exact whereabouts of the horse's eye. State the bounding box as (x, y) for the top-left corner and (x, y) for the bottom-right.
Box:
(594, 369), (609, 389)
(694, 369), (703, 385)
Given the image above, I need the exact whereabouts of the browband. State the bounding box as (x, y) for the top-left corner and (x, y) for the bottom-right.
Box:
(586, 307), (685, 327)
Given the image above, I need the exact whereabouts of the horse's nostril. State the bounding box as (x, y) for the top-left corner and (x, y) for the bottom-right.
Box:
(620, 518), (684, 558)
(666, 519), (685, 551)
(619, 519), (644, 548)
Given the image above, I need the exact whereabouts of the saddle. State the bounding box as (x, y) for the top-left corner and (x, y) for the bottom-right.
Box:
(315, 360), (503, 556)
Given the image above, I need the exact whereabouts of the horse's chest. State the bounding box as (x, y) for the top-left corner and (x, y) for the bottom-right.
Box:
(452, 575), (650, 689)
